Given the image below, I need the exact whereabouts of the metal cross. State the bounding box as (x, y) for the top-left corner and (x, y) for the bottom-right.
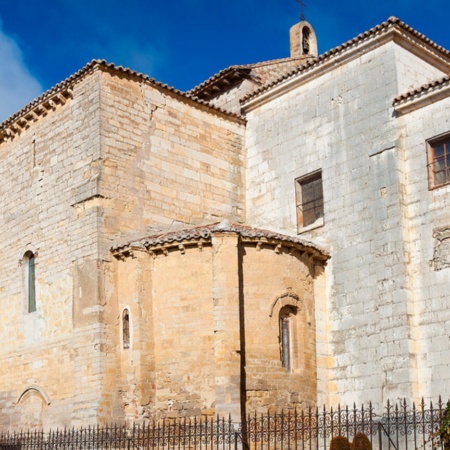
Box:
(296, 0), (307, 21)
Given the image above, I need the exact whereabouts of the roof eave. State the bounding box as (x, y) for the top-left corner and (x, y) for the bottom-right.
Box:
(0, 60), (246, 145)
(394, 78), (450, 114)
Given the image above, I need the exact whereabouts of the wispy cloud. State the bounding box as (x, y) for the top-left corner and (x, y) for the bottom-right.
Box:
(0, 19), (42, 123)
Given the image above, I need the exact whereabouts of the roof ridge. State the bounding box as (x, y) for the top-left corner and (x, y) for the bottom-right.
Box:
(0, 59), (245, 139)
(241, 55), (312, 68)
(188, 56), (312, 96)
(240, 16), (450, 105)
(188, 65), (253, 95)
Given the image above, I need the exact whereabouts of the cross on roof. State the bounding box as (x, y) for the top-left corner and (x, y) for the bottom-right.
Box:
(296, 0), (307, 21)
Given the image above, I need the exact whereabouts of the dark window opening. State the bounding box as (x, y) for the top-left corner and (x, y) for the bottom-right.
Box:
(279, 306), (297, 371)
(296, 171), (324, 230)
(302, 27), (310, 55)
(122, 309), (130, 349)
(24, 251), (36, 313)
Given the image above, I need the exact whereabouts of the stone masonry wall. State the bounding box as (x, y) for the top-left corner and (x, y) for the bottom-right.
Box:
(97, 70), (245, 249)
(0, 70), (110, 430)
(96, 71), (246, 422)
(242, 244), (317, 413)
(397, 96), (450, 400)
(245, 41), (446, 408)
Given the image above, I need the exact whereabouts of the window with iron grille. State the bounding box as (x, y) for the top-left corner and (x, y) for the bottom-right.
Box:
(295, 171), (324, 231)
(428, 135), (450, 189)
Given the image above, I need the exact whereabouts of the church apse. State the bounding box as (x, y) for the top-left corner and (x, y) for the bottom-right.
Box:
(111, 222), (328, 421)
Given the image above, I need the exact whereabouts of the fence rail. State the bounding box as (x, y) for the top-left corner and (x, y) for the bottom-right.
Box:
(0, 397), (447, 450)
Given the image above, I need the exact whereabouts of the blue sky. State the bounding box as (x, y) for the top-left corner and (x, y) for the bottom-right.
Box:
(0, 0), (449, 122)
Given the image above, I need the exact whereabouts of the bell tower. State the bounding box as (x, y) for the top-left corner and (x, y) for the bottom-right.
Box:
(290, 1), (318, 58)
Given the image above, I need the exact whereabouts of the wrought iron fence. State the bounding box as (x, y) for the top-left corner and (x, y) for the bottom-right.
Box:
(0, 397), (447, 450)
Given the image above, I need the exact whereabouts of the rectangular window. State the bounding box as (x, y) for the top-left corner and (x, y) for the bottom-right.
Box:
(295, 171), (324, 232)
(428, 135), (450, 189)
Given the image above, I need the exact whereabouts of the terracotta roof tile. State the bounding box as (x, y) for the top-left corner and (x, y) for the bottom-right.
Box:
(393, 75), (450, 106)
(112, 220), (329, 259)
(0, 59), (245, 142)
(240, 17), (450, 105)
(189, 56), (314, 101)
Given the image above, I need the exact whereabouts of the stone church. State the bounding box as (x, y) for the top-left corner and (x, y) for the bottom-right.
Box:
(1, 15), (450, 430)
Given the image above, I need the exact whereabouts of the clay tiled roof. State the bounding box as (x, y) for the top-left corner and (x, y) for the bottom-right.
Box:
(189, 56), (314, 101)
(0, 59), (245, 143)
(240, 17), (450, 105)
(112, 220), (329, 260)
(393, 75), (450, 106)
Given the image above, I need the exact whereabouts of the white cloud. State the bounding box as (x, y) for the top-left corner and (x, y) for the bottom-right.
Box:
(0, 21), (42, 123)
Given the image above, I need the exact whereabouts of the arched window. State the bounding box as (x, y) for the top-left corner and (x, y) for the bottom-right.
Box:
(122, 309), (130, 349)
(279, 305), (297, 371)
(302, 27), (310, 55)
(24, 251), (36, 313)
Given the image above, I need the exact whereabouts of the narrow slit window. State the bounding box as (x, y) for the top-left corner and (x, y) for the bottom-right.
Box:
(281, 317), (291, 371)
(122, 309), (130, 349)
(24, 251), (36, 313)
(279, 306), (297, 372)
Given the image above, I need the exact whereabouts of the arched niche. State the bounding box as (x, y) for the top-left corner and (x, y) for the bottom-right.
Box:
(16, 386), (50, 429)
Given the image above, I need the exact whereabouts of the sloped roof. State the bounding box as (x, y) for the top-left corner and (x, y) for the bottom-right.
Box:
(0, 59), (246, 144)
(111, 221), (329, 260)
(393, 74), (450, 106)
(240, 17), (450, 106)
(189, 56), (315, 101)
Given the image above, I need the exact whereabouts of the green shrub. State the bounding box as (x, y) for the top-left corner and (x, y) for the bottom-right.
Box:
(330, 436), (351, 450)
(434, 402), (450, 450)
(352, 432), (372, 450)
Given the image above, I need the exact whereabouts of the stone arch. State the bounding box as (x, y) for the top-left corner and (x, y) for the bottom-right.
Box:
(289, 20), (318, 58)
(16, 386), (50, 429)
(16, 386), (51, 406)
(269, 291), (304, 317)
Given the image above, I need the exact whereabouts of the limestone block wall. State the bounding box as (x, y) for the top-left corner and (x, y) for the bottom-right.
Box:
(114, 245), (217, 421)
(242, 245), (317, 413)
(97, 71), (245, 250)
(244, 41), (447, 408)
(96, 72), (246, 421)
(397, 96), (450, 400)
(112, 232), (321, 421)
(0, 71), (112, 429)
(207, 79), (258, 114)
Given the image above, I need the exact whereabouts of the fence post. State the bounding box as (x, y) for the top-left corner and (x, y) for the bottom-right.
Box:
(378, 422), (383, 450)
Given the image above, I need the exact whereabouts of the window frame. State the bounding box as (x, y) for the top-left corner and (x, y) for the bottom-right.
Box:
(427, 133), (450, 190)
(295, 169), (324, 233)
